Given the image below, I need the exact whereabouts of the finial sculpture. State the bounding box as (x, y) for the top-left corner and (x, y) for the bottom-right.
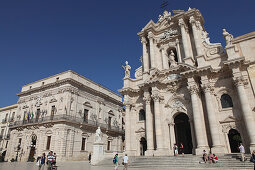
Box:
(122, 61), (131, 78)
(223, 29), (233, 47)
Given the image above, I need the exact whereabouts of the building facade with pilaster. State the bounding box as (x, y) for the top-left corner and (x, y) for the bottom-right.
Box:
(0, 104), (17, 159)
(6, 70), (124, 162)
(119, 8), (255, 156)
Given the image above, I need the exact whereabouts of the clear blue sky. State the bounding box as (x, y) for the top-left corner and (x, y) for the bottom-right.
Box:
(0, 0), (255, 107)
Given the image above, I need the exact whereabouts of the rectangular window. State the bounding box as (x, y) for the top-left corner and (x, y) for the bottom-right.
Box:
(36, 109), (40, 121)
(81, 137), (86, 151)
(5, 141), (8, 148)
(107, 141), (111, 151)
(84, 109), (89, 122)
(18, 138), (22, 145)
(46, 136), (51, 150)
(108, 117), (112, 129)
(0, 129), (4, 139)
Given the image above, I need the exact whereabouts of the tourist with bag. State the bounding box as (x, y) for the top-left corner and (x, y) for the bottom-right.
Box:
(123, 154), (129, 170)
(113, 153), (119, 170)
(39, 153), (46, 170)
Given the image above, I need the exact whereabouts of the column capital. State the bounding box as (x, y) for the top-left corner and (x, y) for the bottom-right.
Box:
(233, 76), (248, 87)
(141, 36), (147, 44)
(201, 83), (214, 94)
(175, 38), (180, 44)
(151, 91), (163, 102)
(187, 84), (199, 95)
(147, 32), (154, 40)
(178, 18), (185, 27)
(189, 16), (196, 25)
(143, 96), (151, 105)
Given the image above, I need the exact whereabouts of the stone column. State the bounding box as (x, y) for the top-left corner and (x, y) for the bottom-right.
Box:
(151, 91), (164, 153)
(143, 90), (154, 156)
(233, 75), (255, 152)
(189, 16), (203, 56)
(201, 81), (224, 153)
(141, 37), (149, 73)
(176, 39), (182, 63)
(160, 47), (169, 70)
(148, 32), (155, 69)
(124, 103), (131, 153)
(188, 80), (209, 155)
(178, 18), (190, 59)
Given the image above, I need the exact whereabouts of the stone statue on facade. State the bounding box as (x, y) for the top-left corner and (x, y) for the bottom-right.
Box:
(169, 50), (177, 67)
(95, 127), (102, 142)
(222, 29), (233, 47)
(122, 61), (131, 78)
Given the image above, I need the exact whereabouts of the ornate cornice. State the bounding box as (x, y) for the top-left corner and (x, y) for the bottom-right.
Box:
(18, 78), (123, 106)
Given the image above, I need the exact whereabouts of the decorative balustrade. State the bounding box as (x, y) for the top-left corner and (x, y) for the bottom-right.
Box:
(9, 114), (124, 134)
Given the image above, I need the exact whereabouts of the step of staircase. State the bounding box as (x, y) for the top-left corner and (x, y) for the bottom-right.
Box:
(96, 154), (254, 169)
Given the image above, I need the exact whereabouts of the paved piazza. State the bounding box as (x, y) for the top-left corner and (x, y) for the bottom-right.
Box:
(0, 161), (243, 170)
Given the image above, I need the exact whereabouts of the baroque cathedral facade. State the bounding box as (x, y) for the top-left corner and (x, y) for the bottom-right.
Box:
(120, 8), (255, 156)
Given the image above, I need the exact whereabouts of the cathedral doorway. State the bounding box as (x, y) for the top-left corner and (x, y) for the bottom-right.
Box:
(174, 113), (193, 154)
(140, 137), (147, 156)
(28, 135), (37, 162)
(228, 129), (242, 153)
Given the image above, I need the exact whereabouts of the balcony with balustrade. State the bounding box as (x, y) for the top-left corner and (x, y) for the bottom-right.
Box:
(9, 114), (124, 135)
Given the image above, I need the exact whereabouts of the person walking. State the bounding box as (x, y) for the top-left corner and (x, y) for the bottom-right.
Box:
(39, 153), (46, 170)
(173, 144), (178, 156)
(239, 143), (245, 162)
(123, 154), (129, 170)
(179, 143), (184, 157)
(113, 153), (119, 170)
(47, 151), (54, 170)
(250, 150), (255, 170)
(88, 153), (91, 163)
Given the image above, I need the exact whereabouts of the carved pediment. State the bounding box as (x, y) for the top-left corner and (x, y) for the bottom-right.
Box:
(220, 115), (237, 124)
(49, 98), (57, 103)
(83, 102), (92, 108)
(135, 127), (145, 133)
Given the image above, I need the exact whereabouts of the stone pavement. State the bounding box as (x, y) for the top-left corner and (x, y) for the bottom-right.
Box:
(0, 161), (237, 170)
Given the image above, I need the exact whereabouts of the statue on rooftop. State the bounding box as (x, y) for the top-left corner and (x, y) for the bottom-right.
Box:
(122, 61), (131, 78)
(223, 29), (233, 47)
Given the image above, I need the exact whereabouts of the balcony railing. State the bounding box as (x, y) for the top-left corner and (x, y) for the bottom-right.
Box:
(9, 114), (124, 134)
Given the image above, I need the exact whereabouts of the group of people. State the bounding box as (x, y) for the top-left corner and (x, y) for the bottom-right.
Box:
(173, 143), (184, 156)
(36, 151), (57, 170)
(113, 153), (129, 170)
(202, 150), (218, 164)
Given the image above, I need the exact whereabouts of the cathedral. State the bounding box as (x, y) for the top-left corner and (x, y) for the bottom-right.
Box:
(120, 8), (255, 156)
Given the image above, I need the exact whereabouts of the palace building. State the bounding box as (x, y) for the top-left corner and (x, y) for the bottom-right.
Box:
(119, 8), (255, 156)
(5, 70), (124, 162)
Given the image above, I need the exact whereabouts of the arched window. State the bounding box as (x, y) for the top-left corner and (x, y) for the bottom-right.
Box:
(221, 94), (233, 108)
(139, 109), (146, 121)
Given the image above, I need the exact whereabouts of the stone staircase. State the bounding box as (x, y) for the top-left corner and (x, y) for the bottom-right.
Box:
(96, 154), (254, 169)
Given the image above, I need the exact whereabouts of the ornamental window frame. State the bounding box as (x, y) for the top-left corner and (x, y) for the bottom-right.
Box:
(216, 88), (234, 111)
